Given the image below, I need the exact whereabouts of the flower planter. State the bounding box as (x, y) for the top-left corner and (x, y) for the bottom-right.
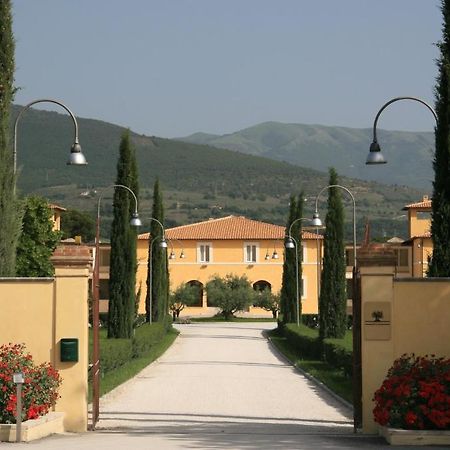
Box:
(379, 425), (450, 446)
(0, 412), (64, 442)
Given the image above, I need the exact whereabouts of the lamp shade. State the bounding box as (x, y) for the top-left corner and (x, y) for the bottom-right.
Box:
(130, 213), (142, 227)
(160, 238), (168, 248)
(285, 237), (295, 249)
(366, 141), (387, 165)
(311, 212), (322, 227)
(67, 142), (88, 165)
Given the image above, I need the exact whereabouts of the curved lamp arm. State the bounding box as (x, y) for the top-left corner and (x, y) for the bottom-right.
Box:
(288, 217), (312, 238)
(97, 184), (140, 223)
(367, 96), (437, 165)
(313, 184), (356, 267)
(148, 217), (166, 241)
(14, 98), (86, 173)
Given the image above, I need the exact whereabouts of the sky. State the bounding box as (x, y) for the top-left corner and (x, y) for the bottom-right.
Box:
(12, 0), (442, 138)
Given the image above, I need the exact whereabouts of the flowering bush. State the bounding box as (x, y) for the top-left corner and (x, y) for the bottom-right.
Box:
(0, 343), (62, 424)
(373, 354), (450, 430)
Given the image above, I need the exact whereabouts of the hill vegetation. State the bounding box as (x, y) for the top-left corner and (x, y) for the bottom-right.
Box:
(178, 121), (435, 190)
(12, 105), (423, 240)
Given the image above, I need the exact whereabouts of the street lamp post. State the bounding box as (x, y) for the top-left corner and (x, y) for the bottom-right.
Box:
(361, 97), (437, 430)
(147, 218), (167, 324)
(366, 96), (437, 165)
(13, 99), (87, 179)
(312, 185), (356, 267)
(311, 184), (358, 431)
(91, 184), (141, 429)
(284, 217), (312, 326)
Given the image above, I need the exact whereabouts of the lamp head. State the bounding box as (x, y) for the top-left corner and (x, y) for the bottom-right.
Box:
(311, 212), (322, 227)
(366, 141), (387, 165)
(272, 250), (279, 260)
(67, 142), (88, 165)
(130, 212), (142, 227)
(180, 250), (186, 259)
(160, 238), (168, 249)
(265, 251), (270, 260)
(169, 250), (176, 259)
(285, 236), (295, 249)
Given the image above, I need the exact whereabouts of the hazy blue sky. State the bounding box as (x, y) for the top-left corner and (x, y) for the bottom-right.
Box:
(12, 0), (441, 138)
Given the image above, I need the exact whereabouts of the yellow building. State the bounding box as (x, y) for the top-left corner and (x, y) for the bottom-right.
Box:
(402, 195), (432, 277)
(137, 215), (323, 317)
(49, 203), (66, 231)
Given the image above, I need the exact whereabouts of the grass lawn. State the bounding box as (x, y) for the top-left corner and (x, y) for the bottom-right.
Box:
(88, 328), (179, 401)
(268, 329), (353, 405)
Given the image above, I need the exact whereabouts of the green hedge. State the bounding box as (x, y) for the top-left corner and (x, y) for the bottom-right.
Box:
(93, 322), (173, 377)
(100, 337), (133, 375)
(281, 324), (353, 379)
(132, 322), (167, 358)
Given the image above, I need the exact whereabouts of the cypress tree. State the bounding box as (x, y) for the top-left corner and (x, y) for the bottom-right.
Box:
(319, 168), (347, 339)
(0, 0), (21, 276)
(280, 195), (304, 324)
(108, 131), (137, 338)
(429, 0), (450, 277)
(146, 179), (169, 322)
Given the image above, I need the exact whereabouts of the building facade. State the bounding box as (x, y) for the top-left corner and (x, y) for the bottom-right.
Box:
(137, 215), (323, 317)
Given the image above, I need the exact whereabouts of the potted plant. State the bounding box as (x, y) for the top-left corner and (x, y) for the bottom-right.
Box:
(373, 353), (450, 445)
(0, 343), (62, 441)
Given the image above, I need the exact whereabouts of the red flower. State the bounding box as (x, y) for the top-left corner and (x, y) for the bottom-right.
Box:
(0, 343), (61, 425)
(373, 354), (450, 430)
(405, 411), (418, 426)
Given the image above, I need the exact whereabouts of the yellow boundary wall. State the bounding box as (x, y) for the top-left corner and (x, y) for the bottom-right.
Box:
(0, 266), (89, 432)
(361, 269), (450, 433)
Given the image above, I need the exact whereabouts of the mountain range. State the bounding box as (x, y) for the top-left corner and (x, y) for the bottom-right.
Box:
(178, 121), (435, 190)
(12, 105), (426, 238)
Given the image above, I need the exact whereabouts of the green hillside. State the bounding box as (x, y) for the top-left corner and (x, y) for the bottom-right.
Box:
(12, 105), (423, 240)
(179, 121), (435, 190)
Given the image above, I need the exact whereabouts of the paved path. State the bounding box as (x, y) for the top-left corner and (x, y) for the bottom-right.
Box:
(6, 322), (446, 449)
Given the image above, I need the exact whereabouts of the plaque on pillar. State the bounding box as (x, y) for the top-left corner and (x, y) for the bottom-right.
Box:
(364, 301), (391, 340)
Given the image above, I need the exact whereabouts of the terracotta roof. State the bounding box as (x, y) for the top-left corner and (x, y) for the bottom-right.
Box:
(49, 203), (67, 211)
(403, 231), (432, 244)
(403, 198), (432, 210)
(138, 215), (323, 241)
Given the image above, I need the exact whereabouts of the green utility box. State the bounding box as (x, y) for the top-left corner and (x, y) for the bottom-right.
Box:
(60, 338), (79, 362)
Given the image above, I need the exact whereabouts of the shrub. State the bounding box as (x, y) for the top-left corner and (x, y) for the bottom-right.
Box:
(132, 322), (166, 358)
(99, 338), (133, 375)
(206, 274), (255, 320)
(0, 343), (62, 424)
(283, 324), (321, 360)
(254, 290), (280, 319)
(373, 354), (450, 430)
(280, 324), (352, 378)
(322, 340), (352, 378)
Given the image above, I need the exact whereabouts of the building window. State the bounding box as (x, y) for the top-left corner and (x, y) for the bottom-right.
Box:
(99, 279), (110, 300)
(197, 243), (212, 263)
(244, 243), (258, 263)
(345, 248), (354, 266)
(395, 248), (409, 267)
(417, 211), (431, 221)
(346, 279), (353, 300)
(99, 248), (111, 267)
(301, 278), (306, 299)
